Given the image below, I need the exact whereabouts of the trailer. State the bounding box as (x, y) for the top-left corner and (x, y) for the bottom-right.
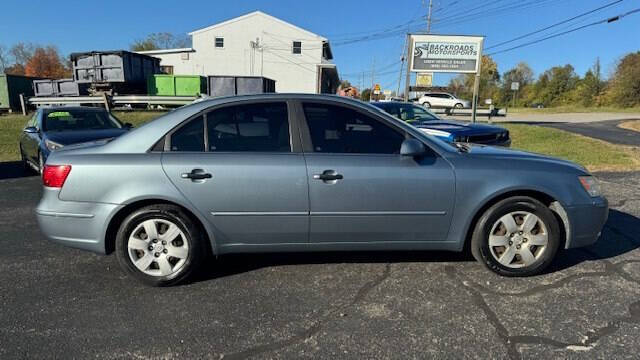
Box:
(147, 75), (207, 96)
(33, 79), (89, 97)
(0, 74), (42, 113)
(207, 76), (276, 97)
(70, 50), (161, 95)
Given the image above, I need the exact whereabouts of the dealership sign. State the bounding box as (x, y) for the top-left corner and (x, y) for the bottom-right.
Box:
(410, 35), (483, 73)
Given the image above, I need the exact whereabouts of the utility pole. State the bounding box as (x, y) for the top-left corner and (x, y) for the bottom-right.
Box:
(397, 24), (410, 97)
(427, 0), (434, 33)
(371, 57), (375, 102)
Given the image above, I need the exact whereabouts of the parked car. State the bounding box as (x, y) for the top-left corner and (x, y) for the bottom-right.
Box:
(371, 101), (511, 147)
(417, 92), (470, 109)
(37, 94), (608, 286)
(19, 106), (131, 173)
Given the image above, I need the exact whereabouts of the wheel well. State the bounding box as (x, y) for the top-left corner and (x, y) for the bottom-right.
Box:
(463, 190), (567, 252)
(104, 199), (211, 254)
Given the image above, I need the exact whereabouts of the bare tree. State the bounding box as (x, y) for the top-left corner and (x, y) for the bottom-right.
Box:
(130, 33), (190, 51)
(0, 44), (8, 72)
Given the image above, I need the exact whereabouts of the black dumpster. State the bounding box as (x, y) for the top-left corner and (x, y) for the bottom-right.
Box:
(207, 76), (276, 97)
(33, 79), (89, 97)
(70, 50), (160, 94)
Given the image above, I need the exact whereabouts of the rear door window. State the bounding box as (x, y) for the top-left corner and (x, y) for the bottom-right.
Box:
(169, 116), (205, 152)
(206, 102), (290, 152)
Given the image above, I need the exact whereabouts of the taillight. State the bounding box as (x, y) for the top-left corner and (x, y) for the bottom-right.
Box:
(42, 165), (72, 188)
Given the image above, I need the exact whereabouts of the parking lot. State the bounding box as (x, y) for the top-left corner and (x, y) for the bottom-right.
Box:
(0, 166), (638, 359)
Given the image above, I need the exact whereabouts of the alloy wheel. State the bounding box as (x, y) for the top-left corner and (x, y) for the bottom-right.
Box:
(487, 211), (548, 268)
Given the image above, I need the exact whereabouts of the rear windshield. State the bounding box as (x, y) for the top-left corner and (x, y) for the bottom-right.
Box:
(42, 109), (122, 132)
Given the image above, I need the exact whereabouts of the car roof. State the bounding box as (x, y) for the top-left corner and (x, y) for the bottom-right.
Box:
(97, 93), (451, 155)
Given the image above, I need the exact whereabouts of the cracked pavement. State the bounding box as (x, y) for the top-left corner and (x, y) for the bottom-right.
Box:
(1, 171), (639, 359)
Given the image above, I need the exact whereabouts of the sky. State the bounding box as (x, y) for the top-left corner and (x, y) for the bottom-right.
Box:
(1, 0), (639, 91)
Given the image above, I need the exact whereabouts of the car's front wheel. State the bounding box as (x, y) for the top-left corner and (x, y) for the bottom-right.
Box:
(116, 204), (207, 286)
(470, 196), (560, 276)
(422, 101), (431, 108)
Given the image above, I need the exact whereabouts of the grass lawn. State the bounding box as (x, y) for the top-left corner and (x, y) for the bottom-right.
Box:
(1, 111), (638, 172)
(503, 123), (639, 172)
(618, 120), (640, 133)
(507, 106), (640, 114)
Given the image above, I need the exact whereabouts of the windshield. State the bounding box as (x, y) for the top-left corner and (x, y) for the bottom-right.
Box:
(42, 109), (123, 132)
(401, 104), (439, 122)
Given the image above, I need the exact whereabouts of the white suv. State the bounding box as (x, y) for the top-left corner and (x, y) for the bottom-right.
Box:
(418, 93), (470, 109)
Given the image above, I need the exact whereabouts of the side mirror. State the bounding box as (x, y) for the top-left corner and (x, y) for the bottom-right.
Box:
(400, 138), (426, 157)
(124, 122), (133, 129)
(23, 126), (38, 134)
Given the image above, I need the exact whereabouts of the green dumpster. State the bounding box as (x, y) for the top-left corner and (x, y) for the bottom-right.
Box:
(0, 74), (41, 112)
(147, 75), (207, 96)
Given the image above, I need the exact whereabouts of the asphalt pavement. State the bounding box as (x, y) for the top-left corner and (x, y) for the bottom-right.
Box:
(540, 120), (640, 147)
(2, 169), (640, 359)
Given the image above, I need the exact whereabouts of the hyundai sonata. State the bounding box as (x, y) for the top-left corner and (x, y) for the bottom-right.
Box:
(36, 94), (608, 286)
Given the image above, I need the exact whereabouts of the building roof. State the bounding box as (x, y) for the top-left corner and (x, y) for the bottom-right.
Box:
(136, 48), (195, 55)
(188, 11), (327, 41)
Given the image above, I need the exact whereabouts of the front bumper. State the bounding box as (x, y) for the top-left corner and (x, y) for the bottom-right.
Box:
(564, 196), (609, 248)
(36, 187), (121, 254)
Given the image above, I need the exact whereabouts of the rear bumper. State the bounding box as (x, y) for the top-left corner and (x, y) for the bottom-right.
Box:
(36, 187), (121, 254)
(565, 196), (609, 248)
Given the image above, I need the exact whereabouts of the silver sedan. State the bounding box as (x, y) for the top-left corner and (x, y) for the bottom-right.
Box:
(36, 94), (608, 286)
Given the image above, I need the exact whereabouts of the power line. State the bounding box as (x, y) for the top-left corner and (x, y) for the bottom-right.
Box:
(432, 0), (565, 30)
(486, 7), (640, 56)
(485, 0), (625, 50)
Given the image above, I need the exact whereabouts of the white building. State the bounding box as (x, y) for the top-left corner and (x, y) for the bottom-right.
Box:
(137, 11), (339, 94)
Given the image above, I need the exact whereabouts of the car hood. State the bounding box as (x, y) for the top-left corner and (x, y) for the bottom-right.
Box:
(415, 120), (505, 135)
(464, 143), (588, 174)
(44, 129), (128, 146)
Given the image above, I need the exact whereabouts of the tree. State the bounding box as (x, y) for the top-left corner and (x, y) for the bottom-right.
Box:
(499, 62), (534, 106)
(360, 88), (371, 102)
(448, 55), (500, 103)
(7, 42), (35, 74)
(130, 32), (190, 51)
(24, 46), (70, 78)
(530, 64), (579, 107)
(0, 45), (8, 73)
(339, 80), (352, 89)
(605, 51), (640, 107)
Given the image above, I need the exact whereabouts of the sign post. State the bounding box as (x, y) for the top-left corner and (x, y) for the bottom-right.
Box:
(511, 81), (520, 108)
(404, 34), (484, 121)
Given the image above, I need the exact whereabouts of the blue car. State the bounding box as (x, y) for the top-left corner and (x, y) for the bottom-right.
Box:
(371, 101), (511, 146)
(19, 106), (131, 173)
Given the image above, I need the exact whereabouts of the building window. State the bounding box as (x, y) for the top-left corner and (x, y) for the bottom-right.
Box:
(292, 41), (302, 54)
(160, 65), (174, 75)
(215, 37), (224, 48)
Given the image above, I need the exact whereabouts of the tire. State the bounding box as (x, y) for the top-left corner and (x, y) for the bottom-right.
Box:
(470, 196), (560, 277)
(19, 147), (32, 174)
(454, 103), (463, 109)
(422, 102), (431, 108)
(116, 204), (207, 286)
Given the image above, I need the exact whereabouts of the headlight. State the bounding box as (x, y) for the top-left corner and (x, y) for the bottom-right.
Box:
(45, 139), (64, 151)
(578, 176), (601, 197)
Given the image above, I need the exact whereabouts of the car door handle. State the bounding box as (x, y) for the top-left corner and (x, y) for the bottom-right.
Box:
(181, 169), (212, 180)
(313, 170), (343, 181)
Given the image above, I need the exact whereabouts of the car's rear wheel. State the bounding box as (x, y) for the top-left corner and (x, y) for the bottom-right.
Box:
(19, 147), (32, 173)
(470, 196), (560, 277)
(422, 102), (431, 108)
(116, 204), (206, 286)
